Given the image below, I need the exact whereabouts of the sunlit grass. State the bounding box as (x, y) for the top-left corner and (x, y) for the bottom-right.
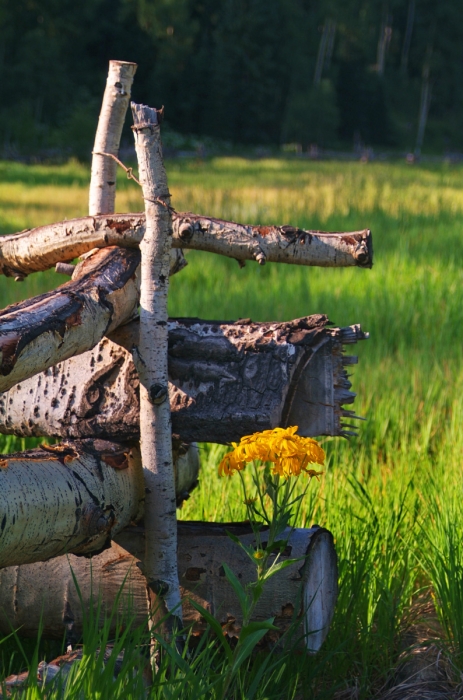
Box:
(2, 157), (463, 696)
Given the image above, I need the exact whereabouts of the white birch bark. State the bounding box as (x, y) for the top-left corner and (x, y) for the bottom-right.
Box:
(0, 442), (199, 569)
(89, 61), (137, 216)
(0, 214), (372, 279)
(0, 318), (366, 443)
(132, 102), (182, 631)
(0, 247), (140, 393)
(0, 440), (145, 568)
(0, 524), (338, 653)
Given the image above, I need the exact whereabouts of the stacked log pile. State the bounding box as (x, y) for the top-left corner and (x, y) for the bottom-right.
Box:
(0, 60), (372, 655)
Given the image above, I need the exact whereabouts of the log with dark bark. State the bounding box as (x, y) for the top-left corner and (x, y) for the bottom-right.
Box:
(0, 441), (199, 569)
(0, 244), (187, 393)
(0, 247), (140, 393)
(0, 522), (338, 653)
(0, 212), (372, 279)
(0, 316), (367, 444)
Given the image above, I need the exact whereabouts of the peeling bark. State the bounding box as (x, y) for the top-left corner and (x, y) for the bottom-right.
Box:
(0, 247), (141, 393)
(89, 61), (137, 216)
(0, 523), (337, 653)
(0, 213), (372, 279)
(132, 102), (182, 633)
(0, 317), (367, 443)
(0, 441), (198, 570)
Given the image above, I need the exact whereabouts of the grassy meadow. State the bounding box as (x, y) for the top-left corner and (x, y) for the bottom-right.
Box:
(1, 157), (463, 697)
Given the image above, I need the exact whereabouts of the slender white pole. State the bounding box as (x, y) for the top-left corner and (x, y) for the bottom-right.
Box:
(89, 61), (137, 216)
(131, 102), (182, 637)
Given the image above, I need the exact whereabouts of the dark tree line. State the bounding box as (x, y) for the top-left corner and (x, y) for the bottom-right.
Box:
(1, 0), (463, 157)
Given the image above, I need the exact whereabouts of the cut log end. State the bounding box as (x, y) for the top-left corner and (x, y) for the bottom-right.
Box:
(302, 527), (338, 652)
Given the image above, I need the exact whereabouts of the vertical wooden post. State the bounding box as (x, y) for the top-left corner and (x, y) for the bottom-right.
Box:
(89, 61), (137, 216)
(131, 102), (182, 637)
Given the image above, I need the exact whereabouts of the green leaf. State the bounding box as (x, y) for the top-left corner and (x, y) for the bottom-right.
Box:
(225, 530), (241, 546)
(222, 562), (249, 617)
(232, 629), (271, 671)
(239, 618), (278, 642)
(262, 556), (305, 582)
(189, 600), (233, 662)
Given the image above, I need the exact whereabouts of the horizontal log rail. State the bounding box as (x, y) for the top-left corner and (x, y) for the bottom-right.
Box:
(0, 316), (367, 443)
(0, 440), (199, 569)
(0, 522), (337, 653)
(0, 212), (372, 278)
(0, 246), (141, 392)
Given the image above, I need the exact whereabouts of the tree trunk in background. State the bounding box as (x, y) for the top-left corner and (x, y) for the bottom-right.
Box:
(314, 20), (329, 86)
(401, 0), (415, 75)
(131, 102), (182, 635)
(0, 213), (372, 279)
(415, 49), (432, 158)
(376, 9), (392, 77)
(0, 317), (367, 443)
(0, 523), (338, 654)
(89, 61), (137, 216)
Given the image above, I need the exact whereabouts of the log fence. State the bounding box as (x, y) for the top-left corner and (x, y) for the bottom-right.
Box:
(0, 60), (372, 658)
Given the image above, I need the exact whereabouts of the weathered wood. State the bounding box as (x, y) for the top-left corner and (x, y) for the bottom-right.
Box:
(54, 248), (186, 279)
(0, 440), (144, 568)
(131, 100), (182, 632)
(0, 440), (199, 570)
(0, 213), (372, 279)
(89, 60), (137, 216)
(2, 646), (151, 694)
(0, 317), (367, 444)
(0, 522), (338, 653)
(0, 246), (140, 393)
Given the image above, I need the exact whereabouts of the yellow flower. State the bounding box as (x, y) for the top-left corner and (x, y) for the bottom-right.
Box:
(217, 426), (325, 478)
(253, 549), (265, 560)
(218, 450), (246, 476)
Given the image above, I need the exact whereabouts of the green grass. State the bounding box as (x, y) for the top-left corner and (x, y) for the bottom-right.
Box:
(2, 157), (463, 697)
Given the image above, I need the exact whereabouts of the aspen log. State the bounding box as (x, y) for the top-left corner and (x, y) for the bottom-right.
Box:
(0, 522), (338, 653)
(0, 316), (367, 444)
(0, 247), (139, 393)
(89, 60), (137, 216)
(0, 245), (185, 393)
(0, 213), (372, 279)
(0, 441), (199, 569)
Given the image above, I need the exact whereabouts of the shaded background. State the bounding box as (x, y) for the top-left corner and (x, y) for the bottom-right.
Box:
(1, 0), (462, 158)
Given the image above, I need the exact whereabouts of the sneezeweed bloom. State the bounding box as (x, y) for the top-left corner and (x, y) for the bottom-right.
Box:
(218, 426), (325, 479)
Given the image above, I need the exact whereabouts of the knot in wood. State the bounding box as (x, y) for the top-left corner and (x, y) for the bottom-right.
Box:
(178, 221), (194, 241)
(149, 383), (168, 405)
(81, 504), (114, 536)
(148, 579), (169, 596)
(255, 251), (266, 265)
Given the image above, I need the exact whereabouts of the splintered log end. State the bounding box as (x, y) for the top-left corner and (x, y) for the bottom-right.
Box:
(354, 229), (373, 268)
(286, 323), (368, 439)
(131, 102), (159, 129)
